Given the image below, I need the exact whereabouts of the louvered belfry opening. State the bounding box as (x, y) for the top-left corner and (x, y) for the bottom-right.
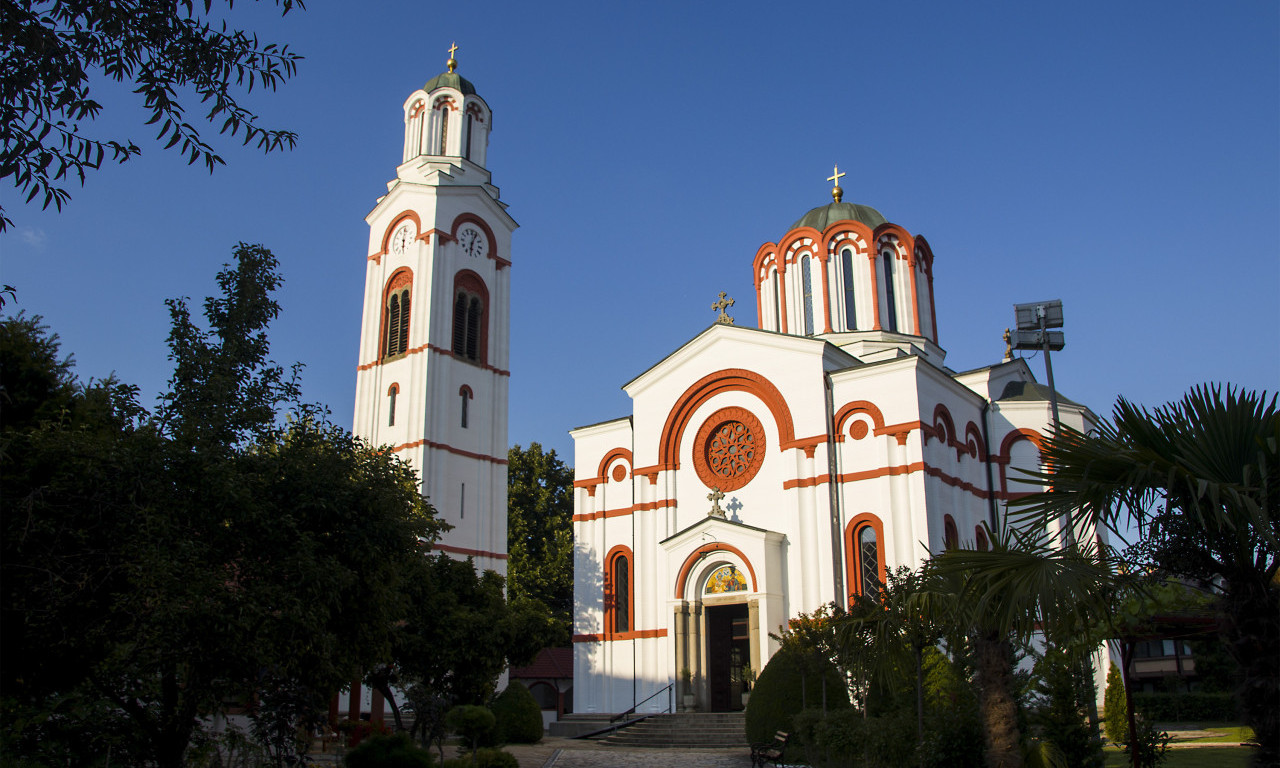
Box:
(383, 288), (411, 359)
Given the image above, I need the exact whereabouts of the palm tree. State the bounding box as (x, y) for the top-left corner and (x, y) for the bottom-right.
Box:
(1012, 384), (1279, 768)
(928, 526), (1115, 768)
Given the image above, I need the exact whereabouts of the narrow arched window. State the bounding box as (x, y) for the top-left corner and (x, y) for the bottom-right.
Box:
(771, 270), (781, 330)
(882, 250), (898, 332)
(801, 255), (814, 336)
(386, 294), (401, 355)
(387, 384), (399, 426)
(464, 112), (474, 160)
(437, 107), (450, 154)
(857, 525), (880, 598)
(975, 526), (989, 552)
(944, 515), (959, 550)
(459, 385), (472, 428)
(612, 555), (630, 633)
(841, 248), (857, 330)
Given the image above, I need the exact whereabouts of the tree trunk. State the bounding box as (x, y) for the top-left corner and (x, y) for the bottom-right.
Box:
(1120, 639), (1140, 768)
(975, 631), (1023, 768)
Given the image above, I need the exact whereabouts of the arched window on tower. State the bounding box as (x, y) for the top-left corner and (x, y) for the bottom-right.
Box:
(437, 106), (450, 155)
(605, 546), (633, 635)
(801, 254), (815, 336)
(882, 248), (898, 332)
(381, 271), (412, 360)
(450, 270), (489, 364)
(387, 384), (399, 426)
(846, 514), (885, 600)
(841, 248), (857, 330)
(772, 269), (782, 331)
(975, 525), (989, 552)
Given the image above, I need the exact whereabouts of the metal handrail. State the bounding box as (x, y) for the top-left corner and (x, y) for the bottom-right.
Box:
(609, 683), (673, 722)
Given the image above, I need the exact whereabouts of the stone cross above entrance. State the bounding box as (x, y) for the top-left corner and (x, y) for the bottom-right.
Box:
(707, 486), (727, 518)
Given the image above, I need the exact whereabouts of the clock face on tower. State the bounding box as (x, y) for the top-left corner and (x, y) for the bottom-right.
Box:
(457, 224), (488, 259)
(391, 224), (414, 255)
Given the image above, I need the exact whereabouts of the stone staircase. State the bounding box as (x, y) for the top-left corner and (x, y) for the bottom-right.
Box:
(602, 712), (747, 749)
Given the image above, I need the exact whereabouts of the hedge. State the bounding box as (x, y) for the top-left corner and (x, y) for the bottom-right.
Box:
(1132, 692), (1238, 722)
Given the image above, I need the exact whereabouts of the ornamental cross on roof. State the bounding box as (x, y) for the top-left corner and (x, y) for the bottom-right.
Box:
(712, 291), (735, 325)
(828, 164), (846, 203)
(447, 42), (459, 72)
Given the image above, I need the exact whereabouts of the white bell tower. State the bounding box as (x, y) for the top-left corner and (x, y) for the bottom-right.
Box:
(353, 47), (516, 574)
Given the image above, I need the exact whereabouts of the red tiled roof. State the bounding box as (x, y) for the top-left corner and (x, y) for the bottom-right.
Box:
(510, 647), (572, 680)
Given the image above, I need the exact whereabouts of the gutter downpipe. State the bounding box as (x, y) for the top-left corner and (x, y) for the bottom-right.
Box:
(981, 397), (998, 531)
(824, 371), (845, 605)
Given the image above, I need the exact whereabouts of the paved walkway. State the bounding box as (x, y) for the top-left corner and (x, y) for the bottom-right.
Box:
(501, 738), (755, 768)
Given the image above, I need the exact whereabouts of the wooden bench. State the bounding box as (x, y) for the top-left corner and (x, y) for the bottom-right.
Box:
(750, 730), (789, 768)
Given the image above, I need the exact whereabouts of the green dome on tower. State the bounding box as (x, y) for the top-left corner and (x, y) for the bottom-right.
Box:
(423, 71), (477, 96)
(790, 200), (886, 231)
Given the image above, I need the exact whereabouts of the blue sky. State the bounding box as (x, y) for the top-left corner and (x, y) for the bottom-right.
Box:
(4, 0), (1277, 469)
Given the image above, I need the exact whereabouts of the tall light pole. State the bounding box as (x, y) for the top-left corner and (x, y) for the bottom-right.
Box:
(1012, 299), (1065, 429)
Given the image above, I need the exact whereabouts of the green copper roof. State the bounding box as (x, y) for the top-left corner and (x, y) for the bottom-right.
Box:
(423, 71), (477, 96)
(790, 201), (887, 231)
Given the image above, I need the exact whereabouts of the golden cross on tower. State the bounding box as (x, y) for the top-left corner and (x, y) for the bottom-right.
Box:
(447, 42), (459, 72)
(827, 164), (846, 203)
(712, 291), (735, 325)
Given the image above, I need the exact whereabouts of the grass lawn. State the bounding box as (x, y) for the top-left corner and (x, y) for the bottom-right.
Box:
(1103, 746), (1254, 768)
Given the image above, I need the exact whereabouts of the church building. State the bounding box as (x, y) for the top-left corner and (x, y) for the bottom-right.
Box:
(570, 174), (1097, 714)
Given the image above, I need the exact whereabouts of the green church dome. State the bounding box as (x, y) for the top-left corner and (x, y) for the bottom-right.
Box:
(423, 71), (477, 96)
(790, 200), (887, 232)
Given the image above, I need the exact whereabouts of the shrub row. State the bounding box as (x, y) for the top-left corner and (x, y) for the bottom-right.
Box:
(1133, 692), (1238, 722)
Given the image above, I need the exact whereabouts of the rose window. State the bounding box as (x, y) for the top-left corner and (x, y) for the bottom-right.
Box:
(707, 422), (755, 480)
(692, 407), (766, 492)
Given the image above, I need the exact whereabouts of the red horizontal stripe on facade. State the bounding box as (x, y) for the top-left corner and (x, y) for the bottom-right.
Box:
(432, 543), (509, 560)
(572, 628), (668, 643)
(390, 439), (508, 465)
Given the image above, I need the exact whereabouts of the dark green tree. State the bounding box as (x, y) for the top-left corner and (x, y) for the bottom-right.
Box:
(506, 442), (573, 643)
(1, 0), (304, 230)
(1, 245), (440, 767)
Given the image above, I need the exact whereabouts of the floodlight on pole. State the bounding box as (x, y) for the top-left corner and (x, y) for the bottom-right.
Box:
(1011, 300), (1065, 428)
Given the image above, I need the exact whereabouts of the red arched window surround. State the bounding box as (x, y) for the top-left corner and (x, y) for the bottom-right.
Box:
(844, 513), (886, 603)
(451, 270), (489, 365)
(943, 514), (959, 550)
(387, 383), (400, 427)
(604, 545), (633, 637)
(975, 525), (989, 552)
(380, 269), (413, 360)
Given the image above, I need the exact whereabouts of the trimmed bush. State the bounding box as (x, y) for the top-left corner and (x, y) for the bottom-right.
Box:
(343, 732), (434, 768)
(491, 683), (544, 744)
(442, 747), (518, 768)
(445, 705), (497, 751)
(745, 645), (850, 751)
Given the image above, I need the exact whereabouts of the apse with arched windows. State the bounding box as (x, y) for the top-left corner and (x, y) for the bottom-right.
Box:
(451, 270), (488, 364)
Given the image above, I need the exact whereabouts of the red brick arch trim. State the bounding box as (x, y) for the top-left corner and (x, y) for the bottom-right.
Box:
(376, 211), (423, 259)
(597, 447), (633, 480)
(674, 543), (758, 600)
(997, 428), (1044, 461)
(844, 513), (887, 603)
(658, 369), (795, 470)
(834, 400), (886, 438)
(459, 384), (473, 398)
(964, 421), (987, 460)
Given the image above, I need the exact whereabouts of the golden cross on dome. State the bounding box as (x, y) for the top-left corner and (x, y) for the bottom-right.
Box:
(447, 42), (458, 72)
(712, 291), (735, 325)
(828, 164), (846, 203)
